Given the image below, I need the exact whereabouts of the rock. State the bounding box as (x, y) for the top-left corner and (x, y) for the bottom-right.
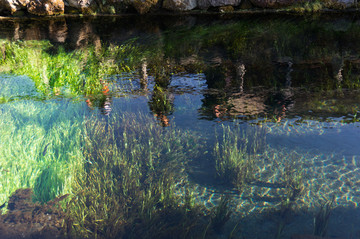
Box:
(228, 94), (266, 116)
(64, 0), (93, 10)
(0, 0), (29, 14)
(163, 0), (197, 11)
(27, 0), (64, 15)
(0, 189), (68, 239)
(249, 0), (296, 8)
(198, 0), (241, 9)
(131, 0), (158, 14)
(219, 5), (234, 11)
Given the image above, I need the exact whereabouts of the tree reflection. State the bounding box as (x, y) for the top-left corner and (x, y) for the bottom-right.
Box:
(149, 85), (174, 127)
(86, 80), (112, 116)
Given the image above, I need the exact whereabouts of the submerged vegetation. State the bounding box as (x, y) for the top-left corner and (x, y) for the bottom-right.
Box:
(214, 125), (259, 189)
(1, 15), (360, 238)
(0, 100), (85, 207)
(67, 112), (208, 238)
(313, 197), (334, 237)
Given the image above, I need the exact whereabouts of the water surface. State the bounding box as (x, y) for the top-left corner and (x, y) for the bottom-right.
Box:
(1, 14), (360, 238)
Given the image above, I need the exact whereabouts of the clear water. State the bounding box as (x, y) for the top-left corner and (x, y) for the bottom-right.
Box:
(1, 14), (360, 238)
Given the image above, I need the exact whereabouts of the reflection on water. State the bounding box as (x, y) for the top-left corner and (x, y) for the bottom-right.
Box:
(1, 14), (360, 238)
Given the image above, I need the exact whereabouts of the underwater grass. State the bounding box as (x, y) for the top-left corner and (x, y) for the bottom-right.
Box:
(313, 196), (334, 237)
(0, 100), (86, 208)
(214, 124), (265, 189)
(211, 123), (310, 220)
(66, 112), (210, 238)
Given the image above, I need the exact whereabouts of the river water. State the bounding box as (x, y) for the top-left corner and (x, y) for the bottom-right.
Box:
(1, 13), (360, 238)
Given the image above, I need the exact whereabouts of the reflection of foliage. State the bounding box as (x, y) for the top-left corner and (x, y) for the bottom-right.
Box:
(0, 40), (140, 97)
(149, 85), (173, 114)
(286, 0), (325, 13)
(67, 113), (206, 238)
(300, 90), (360, 120)
(149, 85), (174, 126)
(148, 54), (173, 88)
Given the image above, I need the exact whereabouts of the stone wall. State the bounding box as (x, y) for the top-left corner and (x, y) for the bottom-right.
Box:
(0, 0), (357, 16)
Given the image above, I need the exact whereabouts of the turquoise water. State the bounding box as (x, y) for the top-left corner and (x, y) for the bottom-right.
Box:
(1, 14), (360, 238)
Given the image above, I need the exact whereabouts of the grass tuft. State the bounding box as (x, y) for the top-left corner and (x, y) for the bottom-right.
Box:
(214, 124), (265, 189)
(66, 112), (208, 238)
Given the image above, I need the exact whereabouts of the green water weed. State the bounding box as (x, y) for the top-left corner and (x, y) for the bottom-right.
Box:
(313, 196), (334, 237)
(67, 112), (207, 238)
(210, 195), (233, 233)
(0, 100), (85, 208)
(214, 125), (265, 189)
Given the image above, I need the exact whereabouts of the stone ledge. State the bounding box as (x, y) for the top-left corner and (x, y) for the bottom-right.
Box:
(0, 0), (359, 16)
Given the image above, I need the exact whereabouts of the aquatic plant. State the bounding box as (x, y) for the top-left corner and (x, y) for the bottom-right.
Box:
(210, 195), (233, 232)
(33, 165), (64, 203)
(0, 100), (86, 209)
(66, 112), (208, 238)
(274, 196), (296, 239)
(313, 196), (334, 237)
(282, 161), (305, 202)
(214, 125), (265, 189)
(202, 195), (233, 238)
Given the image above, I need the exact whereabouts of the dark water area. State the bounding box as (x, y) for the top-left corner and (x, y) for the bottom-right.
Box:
(1, 13), (360, 238)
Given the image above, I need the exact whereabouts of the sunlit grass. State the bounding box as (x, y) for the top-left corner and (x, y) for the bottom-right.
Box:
(0, 100), (86, 207)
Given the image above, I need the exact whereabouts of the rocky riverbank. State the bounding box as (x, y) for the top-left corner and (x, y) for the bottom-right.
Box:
(0, 0), (358, 17)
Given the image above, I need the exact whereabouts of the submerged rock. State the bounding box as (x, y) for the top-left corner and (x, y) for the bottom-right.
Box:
(163, 0), (197, 11)
(198, 0), (241, 9)
(0, 0), (29, 14)
(27, 0), (64, 15)
(0, 189), (68, 239)
(63, 0), (94, 11)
